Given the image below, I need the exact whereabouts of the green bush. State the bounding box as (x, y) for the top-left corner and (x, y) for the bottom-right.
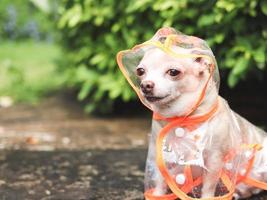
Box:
(58, 0), (267, 113)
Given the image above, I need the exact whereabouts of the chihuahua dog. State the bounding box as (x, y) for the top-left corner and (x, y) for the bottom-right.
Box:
(129, 28), (267, 199)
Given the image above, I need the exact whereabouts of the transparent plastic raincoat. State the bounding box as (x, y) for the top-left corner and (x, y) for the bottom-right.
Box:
(116, 27), (267, 200)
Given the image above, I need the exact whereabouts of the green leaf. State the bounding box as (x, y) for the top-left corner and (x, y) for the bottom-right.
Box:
(30, 0), (50, 13)
(84, 103), (96, 114)
(224, 58), (236, 69)
(216, 1), (236, 12)
(90, 54), (105, 65)
(232, 57), (249, 75)
(78, 81), (93, 101)
(109, 87), (121, 99)
(197, 14), (215, 27)
(75, 65), (98, 82)
(214, 33), (225, 43)
(153, 1), (176, 11)
(68, 5), (82, 27)
(94, 16), (104, 26)
(122, 86), (135, 101)
(126, 0), (151, 13)
(227, 72), (239, 88)
(111, 23), (120, 33)
(261, 0), (267, 15)
(253, 46), (266, 67)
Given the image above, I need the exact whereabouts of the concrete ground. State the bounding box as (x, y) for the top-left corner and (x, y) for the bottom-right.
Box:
(0, 95), (266, 200)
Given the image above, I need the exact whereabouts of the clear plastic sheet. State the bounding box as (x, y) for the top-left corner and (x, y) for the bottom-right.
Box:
(117, 27), (267, 200)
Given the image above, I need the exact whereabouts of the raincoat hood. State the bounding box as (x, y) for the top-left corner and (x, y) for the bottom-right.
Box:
(117, 27), (220, 115)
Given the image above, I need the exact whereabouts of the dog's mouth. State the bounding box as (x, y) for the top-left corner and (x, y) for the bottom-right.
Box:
(144, 95), (170, 102)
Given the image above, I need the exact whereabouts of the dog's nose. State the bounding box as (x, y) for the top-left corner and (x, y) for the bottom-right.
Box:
(140, 81), (155, 94)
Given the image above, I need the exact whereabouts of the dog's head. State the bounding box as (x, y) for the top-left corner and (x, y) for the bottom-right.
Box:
(117, 27), (219, 117)
(136, 46), (214, 116)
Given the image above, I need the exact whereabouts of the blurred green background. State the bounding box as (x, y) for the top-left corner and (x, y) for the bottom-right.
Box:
(0, 0), (266, 115)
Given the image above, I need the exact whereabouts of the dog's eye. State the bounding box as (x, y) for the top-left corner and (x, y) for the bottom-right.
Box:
(136, 68), (145, 76)
(167, 69), (181, 77)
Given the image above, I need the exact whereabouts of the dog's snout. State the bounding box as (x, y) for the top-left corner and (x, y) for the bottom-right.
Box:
(141, 81), (155, 94)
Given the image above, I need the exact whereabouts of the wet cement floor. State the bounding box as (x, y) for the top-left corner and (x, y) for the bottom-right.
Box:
(0, 95), (266, 200)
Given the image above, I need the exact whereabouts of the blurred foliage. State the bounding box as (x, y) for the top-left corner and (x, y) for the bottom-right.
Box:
(0, 0), (63, 105)
(0, 41), (64, 103)
(57, 0), (267, 113)
(0, 0), (59, 41)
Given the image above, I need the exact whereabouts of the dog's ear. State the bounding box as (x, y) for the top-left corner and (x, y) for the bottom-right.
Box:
(194, 56), (211, 76)
(191, 50), (213, 76)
